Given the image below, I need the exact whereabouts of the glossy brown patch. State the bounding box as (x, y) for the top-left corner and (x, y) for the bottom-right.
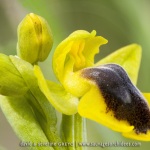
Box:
(82, 64), (150, 134)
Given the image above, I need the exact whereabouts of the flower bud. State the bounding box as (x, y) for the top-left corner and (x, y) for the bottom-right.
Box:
(0, 54), (28, 96)
(17, 13), (53, 64)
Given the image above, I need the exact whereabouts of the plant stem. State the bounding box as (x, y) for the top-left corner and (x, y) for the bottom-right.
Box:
(61, 113), (87, 150)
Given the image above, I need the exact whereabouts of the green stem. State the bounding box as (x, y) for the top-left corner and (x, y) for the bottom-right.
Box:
(61, 113), (87, 150)
(74, 114), (87, 147)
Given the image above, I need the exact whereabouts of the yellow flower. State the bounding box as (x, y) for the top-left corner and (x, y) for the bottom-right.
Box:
(34, 30), (150, 141)
(53, 30), (108, 97)
(78, 64), (150, 141)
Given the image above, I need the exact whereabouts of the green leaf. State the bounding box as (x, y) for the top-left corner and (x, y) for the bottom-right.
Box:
(0, 95), (53, 150)
(95, 44), (141, 85)
(34, 65), (79, 115)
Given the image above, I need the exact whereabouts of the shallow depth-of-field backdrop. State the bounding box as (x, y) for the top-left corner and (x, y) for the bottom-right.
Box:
(0, 0), (150, 150)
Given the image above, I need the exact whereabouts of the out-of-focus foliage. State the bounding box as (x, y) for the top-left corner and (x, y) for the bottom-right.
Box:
(1, 0), (150, 150)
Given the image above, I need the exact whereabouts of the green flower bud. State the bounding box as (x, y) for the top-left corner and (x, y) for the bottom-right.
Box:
(0, 53), (28, 96)
(17, 13), (53, 64)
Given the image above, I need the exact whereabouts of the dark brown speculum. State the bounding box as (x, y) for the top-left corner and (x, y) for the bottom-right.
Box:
(82, 64), (150, 134)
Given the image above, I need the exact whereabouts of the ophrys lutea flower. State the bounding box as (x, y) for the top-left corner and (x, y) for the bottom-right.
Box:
(34, 30), (150, 141)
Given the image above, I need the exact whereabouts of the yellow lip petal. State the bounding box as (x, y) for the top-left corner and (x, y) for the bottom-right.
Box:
(78, 86), (134, 133)
(123, 130), (150, 141)
(143, 93), (150, 105)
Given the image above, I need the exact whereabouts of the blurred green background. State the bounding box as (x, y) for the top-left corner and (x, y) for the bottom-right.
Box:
(0, 0), (150, 150)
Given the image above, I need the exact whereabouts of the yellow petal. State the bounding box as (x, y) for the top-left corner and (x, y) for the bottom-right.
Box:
(53, 30), (107, 82)
(78, 86), (134, 133)
(34, 65), (79, 115)
(123, 130), (150, 141)
(143, 93), (150, 105)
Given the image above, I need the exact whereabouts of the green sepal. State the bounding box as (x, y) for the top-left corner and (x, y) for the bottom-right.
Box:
(0, 53), (28, 96)
(34, 65), (79, 115)
(95, 44), (141, 85)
